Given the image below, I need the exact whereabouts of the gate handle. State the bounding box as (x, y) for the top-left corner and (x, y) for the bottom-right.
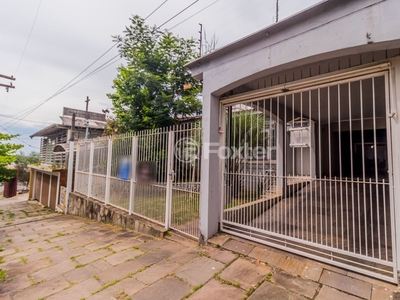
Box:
(169, 171), (175, 182)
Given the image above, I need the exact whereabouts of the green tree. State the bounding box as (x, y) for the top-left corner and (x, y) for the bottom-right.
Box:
(15, 151), (40, 188)
(0, 133), (23, 182)
(107, 15), (202, 133)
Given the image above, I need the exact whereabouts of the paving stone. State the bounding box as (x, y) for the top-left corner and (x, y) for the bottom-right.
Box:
(167, 248), (198, 264)
(97, 260), (145, 284)
(347, 271), (399, 290)
(75, 248), (111, 265)
(137, 240), (167, 251)
(131, 276), (191, 300)
(248, 246), (272, 262)
(84, 239), (114, 251)
(90, 259), (113, 272)
(134, 260), (180, 285)
(63, 264), (100, 283)
(5, 257), (52, 278)
(31, 259), (77, 281)
(88, 278), (145, 300)
(47, 277), (102, 300)
(371, 285), (400, 300)
(316, 286), (361, 300)
(220, 257), (271, 290)
(110, 239), (141, 252)
(320, 270), (372, 299)
(175, 256), (225, 286)
(223, 239), (254, 255)
(134, 249), (174, 266)
(188, 279), (245, 300)
(300, 261), (323, 281)
(0, 275), (31, 298)
(271, 271), (319, 299)
(13, 275), (70, 300)
(208, 248), (237, 264)
(207, 234), (231, 246)
(280, 257), (307, 276)
(47, 247), (89, 264)
(248, 281), (306, 300)
(104, 248), (143, 266)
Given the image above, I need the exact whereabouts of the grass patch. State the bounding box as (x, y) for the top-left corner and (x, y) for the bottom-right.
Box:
(0, 257), (4, 264)
(75, 264), (85, 268)
(198, 251), (210, 258)
(0, 246), (3, 252)
(0, 269), (8, 283)
(7, 212), (15, 218)
(5, 222), (12, 226)
(0, 210), (3, 215)
(38, 248), (43, 252)
(266, 272), (273, 283)
(21, 210), (29, 217)
(56, 232), (65, 237)
(28, 238), (34, 242)
(20, 257), (27, 264)
(93, 275), (99, 280)
(6, 238), (12, 243)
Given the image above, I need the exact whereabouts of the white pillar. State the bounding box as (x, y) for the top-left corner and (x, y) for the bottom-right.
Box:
(199, 92), (221, 241)
(65, 141), (74, 213)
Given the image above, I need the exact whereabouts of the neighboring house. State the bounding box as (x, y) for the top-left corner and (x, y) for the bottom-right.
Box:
(187, 0), (400, 283)
(28, 107), (106, 210)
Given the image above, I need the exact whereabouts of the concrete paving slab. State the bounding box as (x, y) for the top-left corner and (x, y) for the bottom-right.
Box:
(175, 256), (225, 286)
(47, 277), (102, 300)
(219, 257), (271, 290)
(63, 264), (100, 283)
(31, 259), (77, 281)
(75, 248), (111, 265)
(89, 259), (113, 272)
(131, 276), (191, 300)
(13, 275), (70, 300)
(96, 260), (145, 284)
(104, 248), (143, 266)
(0, 275), (31, 298)
(88, 277), (145, 300)
(316, 286), (362, 300)
(300, 261), (323, 282)
(320, 270), (372, 299)
(271, 270), (319, 299)
(207, 233), (231, 246)
(223, 239), (254, 255)
(248, 281), (306, 300)
(188, 279), (246, 300)
(5, 257), (52, 278)
(110, 239), (141, 252)
(208, 248), (238, 264)
(134, 249), (174, 266)
(167, 248), (198, 265)
(371, 285), (400, 300)
(134, 260), (180, 285)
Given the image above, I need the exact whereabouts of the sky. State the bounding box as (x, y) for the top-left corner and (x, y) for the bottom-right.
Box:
(0, 0), (321, 154)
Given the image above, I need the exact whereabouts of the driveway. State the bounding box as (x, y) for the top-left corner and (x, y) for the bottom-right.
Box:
(0, 195), (398, 300)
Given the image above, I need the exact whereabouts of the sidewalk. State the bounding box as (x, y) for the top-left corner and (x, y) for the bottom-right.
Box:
(0, 195), (398, 300)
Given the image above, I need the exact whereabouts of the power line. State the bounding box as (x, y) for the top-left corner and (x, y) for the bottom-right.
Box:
(158, 0), (199, 29)
(145, 0), (168, 20)
(14, 0), (42, 76)
(0, 125), (40, 149)
(0, 113), (53, 125)
(168, 0), (220, 31)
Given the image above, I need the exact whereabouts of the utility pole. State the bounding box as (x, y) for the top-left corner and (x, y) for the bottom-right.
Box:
(198, 23), (203, 57)
(70, 113), (76, 142)
(0, 73), (16, 92)
(85, 96), (90, 141)
(276, 0), (279, 23)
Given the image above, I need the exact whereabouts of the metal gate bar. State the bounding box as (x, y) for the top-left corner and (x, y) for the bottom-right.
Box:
(221, 72), (397, 282)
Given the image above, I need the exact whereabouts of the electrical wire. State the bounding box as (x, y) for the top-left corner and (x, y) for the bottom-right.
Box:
(168, 0), (220, 31)
(14, 0), (42, 76)
(145, 0), (168, 20)
(0, 125), (40, 149)
(0, 114), (53, 125)
(157, 0), (199, 29)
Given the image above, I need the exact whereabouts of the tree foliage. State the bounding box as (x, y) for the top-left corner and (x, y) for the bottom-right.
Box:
(0, 133), (23, 182)
(107, 15), (202, 133)
(15, 151), (40, 188)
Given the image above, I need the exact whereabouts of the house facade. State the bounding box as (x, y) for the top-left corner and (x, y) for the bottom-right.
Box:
(187, 0), (400, 282)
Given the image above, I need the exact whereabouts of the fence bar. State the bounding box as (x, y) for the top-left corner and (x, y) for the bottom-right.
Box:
(165, 131), (175, 230)
(105, 138), (113, 205)
(129, 136), (138, 215)
(87, 141), (94, 198)
(65, 141), (75, 213)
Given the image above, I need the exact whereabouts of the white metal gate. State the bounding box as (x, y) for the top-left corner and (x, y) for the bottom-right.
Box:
(221, 69), (397, 282)
(73, 124), (201, 239)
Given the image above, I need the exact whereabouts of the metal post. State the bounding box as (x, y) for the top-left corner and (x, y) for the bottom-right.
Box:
(87, 141), (94, 198)
(85, 96), (90, 141)
(105, 138), (113, 205)
(65, 141), (75, 213)
(165, 131), (175, 230)
(129, 136), (138, 215)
